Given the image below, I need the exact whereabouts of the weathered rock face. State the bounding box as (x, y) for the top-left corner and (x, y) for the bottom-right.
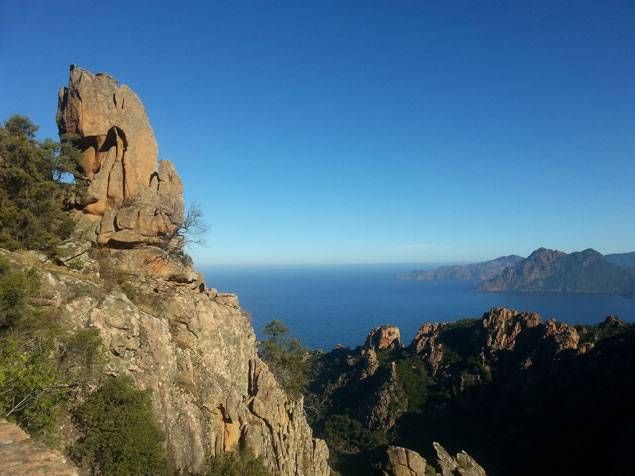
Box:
(432, 442), (486, 476)
(0, 419), (78, 476)
(57, 66), (184, 247)
(410, 323), (444, 375)
(3, 247), (329, 476)
(366, 362), (406, 431)
(410, 307), (579, 375)
(48, 66), (330, 475)
(481, 307), (541, 353)
(365, 325), (401, 351)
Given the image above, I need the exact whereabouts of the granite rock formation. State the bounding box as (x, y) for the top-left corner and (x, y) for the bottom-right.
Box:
(57, 66), (184, 248)
(306, 306), (635, 475)
(381, 446), (427, 476)
(41, 66), (331, 475)
(365, 325), (401, 351)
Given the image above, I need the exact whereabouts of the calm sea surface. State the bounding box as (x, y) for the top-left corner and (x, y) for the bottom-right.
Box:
(201, 264), (635, 350)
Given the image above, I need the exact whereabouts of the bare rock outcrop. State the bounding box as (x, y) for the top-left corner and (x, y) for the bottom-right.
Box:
(365, 325), (401, 351)
(381, 444), (486, 476)
(48, 66), (330, 475)
(433, 442), (486, 476)
(481, 307), (541, 353)
(11, 245), (329, 476)
(410, 307), (579, 375)
(0, 419), (78, 476)
(366, 362), (407, 431)
(57, 66), (184, 248)
(381, 446), (427, 476)
(410, 323), (444, 375)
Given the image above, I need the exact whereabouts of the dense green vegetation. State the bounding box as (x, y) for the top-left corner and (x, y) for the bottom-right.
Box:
(70, 375), (168, 475)
(0, 257), (169, 473)
(0, 115), (83, 254)
(0, 258), (102, 439)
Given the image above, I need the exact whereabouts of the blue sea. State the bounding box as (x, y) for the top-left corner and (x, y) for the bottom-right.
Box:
(202, 264), (635, 350)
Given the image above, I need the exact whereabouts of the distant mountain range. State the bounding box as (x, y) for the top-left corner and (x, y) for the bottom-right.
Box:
(403, 248), (635, 297)
(479, 248), (635, 296)
(605, 251), (635, 268)
(400, 255), (524, 281)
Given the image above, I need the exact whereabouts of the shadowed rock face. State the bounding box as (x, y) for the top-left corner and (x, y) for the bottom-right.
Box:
(57, 65), (183, 247)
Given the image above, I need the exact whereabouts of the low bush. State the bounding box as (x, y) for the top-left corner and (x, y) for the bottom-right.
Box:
(259, 320), (310, 398)
(70, 375), (168, 475)
(206, 448), (269, 476)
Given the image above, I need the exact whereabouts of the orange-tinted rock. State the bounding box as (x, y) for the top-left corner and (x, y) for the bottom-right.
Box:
(57, 66), (157, 208)
(365, 325), (401, 351)
(410, 322), (444, 374)
(543, 319), (579, 351)
(481, 307), (541, 352)
(57, 66), (184, 247)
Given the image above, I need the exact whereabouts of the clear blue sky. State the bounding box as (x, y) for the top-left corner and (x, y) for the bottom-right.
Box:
(1, 1), (634, 265)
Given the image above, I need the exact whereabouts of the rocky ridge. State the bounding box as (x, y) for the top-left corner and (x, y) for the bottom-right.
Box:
(3, 66), (330, 475)
(400, 255), (523, 282)
(478, 247), (635, 295)
(311, 307), (635, 475)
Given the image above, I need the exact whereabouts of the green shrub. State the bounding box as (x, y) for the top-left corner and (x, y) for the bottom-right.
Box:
(323, 415), (387, 455)
(394, 356), (431, 412)
(206, 449), (269, 476)
(260, 320), (309, 398)
(0, 335), (68, 437)
(0, 115), (81, 253)
(0, 259), (37, 327)
(70, 375), (168, 475)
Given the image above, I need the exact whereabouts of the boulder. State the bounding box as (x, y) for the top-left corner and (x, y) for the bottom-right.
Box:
(433, 442), (486, 476)
(382, 446), (427, 476)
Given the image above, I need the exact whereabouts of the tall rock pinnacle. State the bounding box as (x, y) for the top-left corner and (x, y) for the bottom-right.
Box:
(57, 65), (184, 247)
